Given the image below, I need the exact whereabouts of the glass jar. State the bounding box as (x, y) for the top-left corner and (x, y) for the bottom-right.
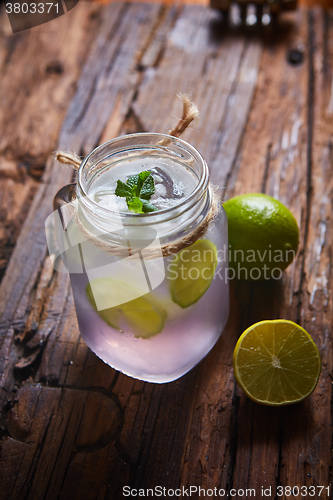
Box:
(47, 133), (229, 383)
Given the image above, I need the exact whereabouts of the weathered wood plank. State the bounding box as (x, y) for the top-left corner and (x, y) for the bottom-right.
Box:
(0, 3), (332, 499)
(0, 2), (102, 280)
(278, 8), (333, 489)
(2, 384), (121, 499)
(226, 9), (309, 492)
(225, 8), (333, 494)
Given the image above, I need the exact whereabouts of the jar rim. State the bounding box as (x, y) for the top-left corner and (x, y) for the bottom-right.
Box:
(77, 132), (209, 221)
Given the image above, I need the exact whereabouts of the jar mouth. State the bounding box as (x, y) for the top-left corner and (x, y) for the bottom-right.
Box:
(77, 132), (209, 221)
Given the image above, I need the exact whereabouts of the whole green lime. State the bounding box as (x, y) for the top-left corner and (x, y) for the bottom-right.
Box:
(223, 193), (299, 280)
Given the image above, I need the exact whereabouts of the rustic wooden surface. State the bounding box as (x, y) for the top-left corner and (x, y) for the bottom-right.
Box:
(0, 3), (332, 499)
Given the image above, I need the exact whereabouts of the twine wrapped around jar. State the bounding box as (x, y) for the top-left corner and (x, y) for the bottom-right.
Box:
(54, 94), (220, 258)
(71, 187), (219, 258)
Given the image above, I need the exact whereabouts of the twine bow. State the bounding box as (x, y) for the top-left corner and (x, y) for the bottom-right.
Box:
(55, 94), (199, 170)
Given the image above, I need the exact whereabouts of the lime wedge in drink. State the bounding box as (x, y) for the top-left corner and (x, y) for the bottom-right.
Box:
(233, 320), (321, 406)
(168, 239), (218, 308)
(120, 295), (166, 338)
(86, 278), (166, 338)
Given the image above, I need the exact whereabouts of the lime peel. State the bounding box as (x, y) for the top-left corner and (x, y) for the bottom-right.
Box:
(223, 193), (300, 279)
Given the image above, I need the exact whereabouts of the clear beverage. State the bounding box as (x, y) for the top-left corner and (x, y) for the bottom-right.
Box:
(50, 134), (229, 383)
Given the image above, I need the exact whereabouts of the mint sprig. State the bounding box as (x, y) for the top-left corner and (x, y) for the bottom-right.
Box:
(115, 170), (157, 213)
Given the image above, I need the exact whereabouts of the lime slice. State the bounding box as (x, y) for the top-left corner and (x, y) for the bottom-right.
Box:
(121, 295), (166, 338)
(233, 320), (321, 406)
(86, 279), (166, 338)
(86, 282), (122, 330)
(169, 239), (218, 308)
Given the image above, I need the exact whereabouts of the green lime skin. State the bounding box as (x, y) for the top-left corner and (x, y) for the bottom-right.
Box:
(223, 193), (299, 278)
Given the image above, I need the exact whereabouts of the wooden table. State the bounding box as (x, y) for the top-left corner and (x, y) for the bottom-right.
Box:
(0, 3), (332, 499)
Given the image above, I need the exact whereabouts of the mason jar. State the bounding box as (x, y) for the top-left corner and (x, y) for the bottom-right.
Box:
(47, 133), (229, 383)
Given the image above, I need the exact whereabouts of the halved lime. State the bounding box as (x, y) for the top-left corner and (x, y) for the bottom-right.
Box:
(168, 239), (218, 308)
(233, 320), (321, 406)
(86, 279), (166, 338)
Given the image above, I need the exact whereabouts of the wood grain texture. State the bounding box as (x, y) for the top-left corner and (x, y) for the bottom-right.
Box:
(0, 3), (332, 499)
(0, 1), (101, 281)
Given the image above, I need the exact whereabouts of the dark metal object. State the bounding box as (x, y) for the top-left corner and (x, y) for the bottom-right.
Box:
(210, 0), (298, 25)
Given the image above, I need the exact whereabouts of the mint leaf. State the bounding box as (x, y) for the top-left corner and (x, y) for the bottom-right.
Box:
(141, 200), (157, 213)
(127, 197), (143, 213)
(126, 174), (139, 193)
(115, 180), (132, 198)
(115, 170), (157, 213)
(127, 197), (157, 214)
(140, 174), (155, 200)
(126, 171), (154, 198)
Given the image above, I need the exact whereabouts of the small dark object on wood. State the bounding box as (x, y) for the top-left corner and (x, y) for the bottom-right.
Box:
(46, 61), (64, 75)
(287, 48), (305, 65)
